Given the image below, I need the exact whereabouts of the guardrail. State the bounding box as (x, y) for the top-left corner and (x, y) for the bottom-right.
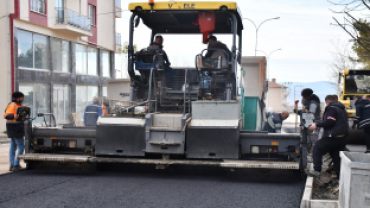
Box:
(55, 7), (91, 31)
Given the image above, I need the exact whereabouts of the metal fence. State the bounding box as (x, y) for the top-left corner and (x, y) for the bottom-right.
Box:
(55, 7), (91, 31)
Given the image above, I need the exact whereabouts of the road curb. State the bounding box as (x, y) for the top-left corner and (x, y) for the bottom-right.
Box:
(0, 139), (10, 144)
(300, 164), (339, 208)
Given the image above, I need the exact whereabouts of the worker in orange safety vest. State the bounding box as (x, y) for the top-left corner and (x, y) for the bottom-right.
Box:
(3, 91), (25, 172)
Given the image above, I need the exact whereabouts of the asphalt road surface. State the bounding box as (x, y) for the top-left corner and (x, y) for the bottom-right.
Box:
(0, 165), (304, 208)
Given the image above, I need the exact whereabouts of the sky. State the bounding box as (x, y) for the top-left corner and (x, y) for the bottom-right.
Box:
(116, 0), (352, 82)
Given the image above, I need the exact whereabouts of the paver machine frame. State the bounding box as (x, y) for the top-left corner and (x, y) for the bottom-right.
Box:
(19, 1), (305, 174)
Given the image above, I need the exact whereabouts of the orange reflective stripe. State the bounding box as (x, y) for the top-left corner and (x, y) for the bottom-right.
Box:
(3, 102), (20, 121)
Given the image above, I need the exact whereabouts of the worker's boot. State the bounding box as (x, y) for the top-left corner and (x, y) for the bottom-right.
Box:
(12, 165), (22, 172)
(305, 169), (321, 177)
(8, 165), (13, 171)
(364, 149), (370, 154)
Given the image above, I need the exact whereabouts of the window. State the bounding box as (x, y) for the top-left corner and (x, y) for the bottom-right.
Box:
(88, 47), (98, 75)
(102, 50), (111, 77)
(52, 38), (70, 72)
(31, 0), (45, 14)
(33, 34), (49, 70)
(18, 30), (33, 68)
(17, 30), (50, 70)
(19, 82), (51, 126)
(53, 84), (71, 125)
(89, 5), (96, 25)
(102, 86), (107, 97)
(76, 85), (98, 120)
(76, 44), (97, 75)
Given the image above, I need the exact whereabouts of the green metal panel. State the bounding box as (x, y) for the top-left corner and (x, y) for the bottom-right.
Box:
(243, 97), (259, 131)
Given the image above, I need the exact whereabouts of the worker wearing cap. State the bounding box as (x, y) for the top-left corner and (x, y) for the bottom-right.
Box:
(354, 95), (370, 153)
(204, 36), (232, 60)
(101, 97), (109, 115)
(84, 96), (102, 126)
(3, 92), (25, 172)
(294, 88), (322, 162)
(306, 95), (349, 179)
(148, 35), (171, 68)
(263, 111), (290, 133)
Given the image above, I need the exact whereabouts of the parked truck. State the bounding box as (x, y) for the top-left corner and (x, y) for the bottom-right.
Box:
(19, 1), (305, 175)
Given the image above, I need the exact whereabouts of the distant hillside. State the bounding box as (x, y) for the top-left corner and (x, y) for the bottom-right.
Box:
(279, 81), (337, 106)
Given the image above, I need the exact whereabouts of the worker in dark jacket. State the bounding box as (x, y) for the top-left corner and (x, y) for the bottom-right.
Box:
(294, 88), (322, 158)
(354, 95), (370, 153)
(306, 95), (349, 179)
(84, 96), (102, 126)
(3, 92), (25, 171)
(263, 111), (289, 133)
(204, 36), (232, 59)
(148, 35), (171, 68)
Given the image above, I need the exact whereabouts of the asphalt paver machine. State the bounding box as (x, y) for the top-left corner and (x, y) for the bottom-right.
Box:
(19, 1), (304, 174)
(339, 69), (370, 144)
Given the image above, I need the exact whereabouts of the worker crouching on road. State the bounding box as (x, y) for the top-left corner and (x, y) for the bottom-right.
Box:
(354, 95), (370, 153)
(263, 111), (289, 133)
(306, 95), (349, 179)
(101, 97), (109, 115)
(84, 96), (102, 126)
(3, 92), (25, 171)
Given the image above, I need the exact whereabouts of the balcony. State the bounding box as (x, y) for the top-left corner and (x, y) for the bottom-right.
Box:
(116, 33), (122, 53)
(115, 0), (122, 18)
(54, 7), (92, 36)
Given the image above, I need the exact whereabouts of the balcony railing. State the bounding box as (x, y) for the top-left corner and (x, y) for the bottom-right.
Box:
(56, 7), (91, 31)
(116, 33), (122, 45)
(115, 0), (121, 8)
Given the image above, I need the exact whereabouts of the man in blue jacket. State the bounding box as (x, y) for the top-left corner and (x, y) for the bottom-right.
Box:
(354, 95), (370, 153)
(83, 97), (102, 126)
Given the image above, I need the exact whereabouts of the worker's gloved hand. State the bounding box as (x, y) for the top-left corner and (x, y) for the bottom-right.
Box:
(295, 100), (299, 104)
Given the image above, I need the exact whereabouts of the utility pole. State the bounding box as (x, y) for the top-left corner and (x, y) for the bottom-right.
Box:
(257, 49), (282, 111)
(294, 85), (303, 133)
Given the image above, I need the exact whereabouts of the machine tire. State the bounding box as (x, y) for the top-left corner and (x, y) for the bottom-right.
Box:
(296, 147), (307, 180)
(25, 161), (35, 170)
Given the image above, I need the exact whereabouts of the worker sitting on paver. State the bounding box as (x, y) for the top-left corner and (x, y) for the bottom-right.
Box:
(84, 97), (102, 126)
(101, 97), (109, 115)
(148, 35), (171, 68)
(3, 92), (25, 172)
(147, 35), (173, 80)
(354, 95), (370, 153)
(306, 95), (349, 179)
(263, 111), (289, 133)
(203, 36), (232, 69)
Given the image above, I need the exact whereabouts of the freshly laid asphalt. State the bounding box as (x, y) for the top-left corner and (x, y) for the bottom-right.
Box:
(0, 165), (304, 208)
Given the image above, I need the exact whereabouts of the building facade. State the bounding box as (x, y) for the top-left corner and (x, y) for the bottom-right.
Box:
(0, 0), (121, 131)
(266, 79), (288, 113)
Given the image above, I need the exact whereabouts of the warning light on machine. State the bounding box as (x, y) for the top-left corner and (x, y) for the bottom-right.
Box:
(271, 142), (279, 146)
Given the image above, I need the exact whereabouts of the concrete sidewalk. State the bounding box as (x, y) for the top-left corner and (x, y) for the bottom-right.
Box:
(0, 143), (26, 175)
(0, 132), (10, 144)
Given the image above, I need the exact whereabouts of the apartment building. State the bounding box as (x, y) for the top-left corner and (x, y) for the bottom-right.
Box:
(0, 0), (122, 131)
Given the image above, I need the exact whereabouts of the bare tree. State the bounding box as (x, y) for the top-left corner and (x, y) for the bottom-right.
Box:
(330, 0), (370, 53)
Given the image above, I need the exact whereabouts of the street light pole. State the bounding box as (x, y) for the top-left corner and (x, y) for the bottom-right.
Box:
(243, 17), (280, 56)
(256, 49), (282, 112)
